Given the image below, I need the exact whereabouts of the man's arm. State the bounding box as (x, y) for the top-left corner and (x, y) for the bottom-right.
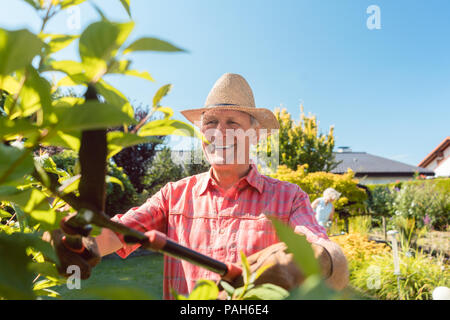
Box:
(289, 188), (349, 290)
(95, 228), (124, 257)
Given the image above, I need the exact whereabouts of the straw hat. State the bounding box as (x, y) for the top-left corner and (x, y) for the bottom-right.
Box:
(181, 73), (279, 130)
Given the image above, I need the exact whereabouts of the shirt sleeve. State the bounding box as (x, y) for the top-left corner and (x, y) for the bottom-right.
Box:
(110, 186), (169, 258)
(288, 187), (329, 242)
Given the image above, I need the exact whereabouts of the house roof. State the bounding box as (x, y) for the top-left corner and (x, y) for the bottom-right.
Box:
(331, 152), (435, 177)
(418, 136), (450, 168)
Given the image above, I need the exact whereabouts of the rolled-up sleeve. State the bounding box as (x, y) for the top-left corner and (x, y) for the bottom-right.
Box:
(111, 187), (169, 258)
(288, 187), (349, 290)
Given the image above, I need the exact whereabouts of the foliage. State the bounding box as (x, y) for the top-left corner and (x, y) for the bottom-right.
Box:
(269, 165), (367, 214)
(111, 105), (166, 193)
(393, 182), (449, 230)
(332, 233), (391, 266)
(50, 149), (139, 216)
(366, 185), (396, 217)
(332, 232), (449, 300)
(348, 215), (372, 235)
(0, 0), (199, 300)
(269, 106), (339, 173)
(142, 148), (185, 196)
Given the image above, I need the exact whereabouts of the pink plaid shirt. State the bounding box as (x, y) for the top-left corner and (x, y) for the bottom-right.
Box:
(111, 164), (329, 299)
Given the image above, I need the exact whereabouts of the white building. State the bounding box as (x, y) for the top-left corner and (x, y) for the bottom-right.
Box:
(418, 137), (450, 177)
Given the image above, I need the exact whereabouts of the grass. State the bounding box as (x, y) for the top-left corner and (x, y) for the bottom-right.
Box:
(51, 253), (164, 300)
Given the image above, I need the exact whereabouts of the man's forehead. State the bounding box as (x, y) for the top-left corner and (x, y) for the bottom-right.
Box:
(202, 109), (250, 119)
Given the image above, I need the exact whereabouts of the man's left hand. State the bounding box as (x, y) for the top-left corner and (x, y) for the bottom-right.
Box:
(227, 242), (332, 291)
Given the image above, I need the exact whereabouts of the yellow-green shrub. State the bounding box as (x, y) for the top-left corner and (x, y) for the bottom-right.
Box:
(269, 165), (367, 214)
(332, 233), (450, 300)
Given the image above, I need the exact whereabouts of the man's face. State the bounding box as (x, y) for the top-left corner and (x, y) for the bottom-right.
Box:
(200, 109), (259, 167)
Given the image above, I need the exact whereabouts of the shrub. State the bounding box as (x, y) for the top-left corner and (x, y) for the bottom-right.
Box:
(393, 182), (449, 230)
(332, 233), (449, 300)
(142, 148), (185, 196)
(269, 165), (367, 214)
(51, 150), (139, 217)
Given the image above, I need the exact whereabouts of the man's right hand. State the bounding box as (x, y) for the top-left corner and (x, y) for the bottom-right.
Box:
(43, 229), (101, 280)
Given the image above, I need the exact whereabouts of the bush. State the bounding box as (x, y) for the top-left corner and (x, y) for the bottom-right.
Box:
(269, 165), (367, 214)
(142, 148), (185, 196)
(393, 182), (449, 230)
(332, 233), (449, 300)
(51, 150), (139, 217)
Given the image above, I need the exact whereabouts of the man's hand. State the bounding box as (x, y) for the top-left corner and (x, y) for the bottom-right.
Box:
(228, 242), (332, 291)
(43, 229), (101, 280)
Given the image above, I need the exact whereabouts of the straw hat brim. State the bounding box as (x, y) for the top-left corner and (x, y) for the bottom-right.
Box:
(181, 105), (280, 131)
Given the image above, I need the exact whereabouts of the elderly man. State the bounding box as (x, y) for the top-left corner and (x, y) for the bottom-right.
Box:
(54, 73), (348, 299)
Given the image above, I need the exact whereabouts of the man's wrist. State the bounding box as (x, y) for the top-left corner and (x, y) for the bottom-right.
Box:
(311, 243), (333, 279)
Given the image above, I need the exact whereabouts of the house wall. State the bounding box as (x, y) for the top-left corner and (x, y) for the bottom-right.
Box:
(423, 147), (450, 177)
(434, 156), (450, 177)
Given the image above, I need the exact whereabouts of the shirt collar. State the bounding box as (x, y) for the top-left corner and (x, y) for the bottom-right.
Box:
(196, 164), (264, 196)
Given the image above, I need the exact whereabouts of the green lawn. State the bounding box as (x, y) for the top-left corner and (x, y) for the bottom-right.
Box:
(52, 253), (164, 300)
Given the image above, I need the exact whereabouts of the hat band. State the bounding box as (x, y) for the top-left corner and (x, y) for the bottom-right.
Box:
(205, 103), (238, 108)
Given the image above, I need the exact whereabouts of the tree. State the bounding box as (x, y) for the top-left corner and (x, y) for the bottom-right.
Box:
(0, 0), (198, 300)
(112, 105), (166, 193)
(275, 106), (339, 172)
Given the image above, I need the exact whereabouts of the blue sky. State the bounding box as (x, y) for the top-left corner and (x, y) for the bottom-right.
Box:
(1, 0), (449, 166)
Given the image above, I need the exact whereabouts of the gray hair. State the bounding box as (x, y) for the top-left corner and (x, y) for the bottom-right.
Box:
(323, 188), (341, 201)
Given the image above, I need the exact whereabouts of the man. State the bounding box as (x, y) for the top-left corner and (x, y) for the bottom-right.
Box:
(54, 73), (349, 299)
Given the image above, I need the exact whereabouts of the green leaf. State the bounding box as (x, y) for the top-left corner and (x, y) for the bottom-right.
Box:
(79, 21), (135, 81)
(0, 232), (59, 299)
(123, 37), (185, 55)
(54, 101), (135, 131)
(0, 209), (12, 218)
(40, 34), (79, 54)
(287, 275), (338, 300)
(240, 251), (251, 285)
(155, 106), (174, 119)
(188, 280), (219, 300)
(42, 130), (81, 151)
(22, 0), (42, 10)
(29, 209), (63, 231)
(122, 69), (154, 81)
(153, 84), (172, 107)
(106, 175), (124, 191)
(0, 28), (45, 75)
(242, 283), (289, 300)
(16, 66), (52, 118)
(269, 217), (320, 277)
(59, 0), (87, 10)
(0, 232), (36, 299)
(28, 262), (61, 279)
(0, 145), (34, 185)
(107, 60), (154, 81)
(49, 60), (86, 77)
(138, 119), (203, 141)
(82, 285), (155, 300)
(170, 287), (188, 300)
(107, 131), (162, 158)
(119, 0), (132, 18)
(0, 118), (39, 140)
(95, 79), (134, 118)
(219, 280), (235, 297)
